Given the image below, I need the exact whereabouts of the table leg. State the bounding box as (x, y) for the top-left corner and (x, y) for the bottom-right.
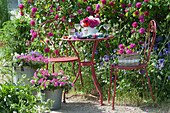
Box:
(91, 41), (104, 105)
(67, 41), (83, 86)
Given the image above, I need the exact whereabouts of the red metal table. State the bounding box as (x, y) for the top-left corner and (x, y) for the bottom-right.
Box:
(62, 35), (114, 105)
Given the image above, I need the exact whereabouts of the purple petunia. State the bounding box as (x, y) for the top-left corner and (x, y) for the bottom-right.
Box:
(159, 59), (165, 63)
(132, 22), (138, 28)
(95, 4), (100, 10)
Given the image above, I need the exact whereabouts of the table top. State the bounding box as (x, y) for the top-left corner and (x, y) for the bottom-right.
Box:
(61, 35), (114, 41)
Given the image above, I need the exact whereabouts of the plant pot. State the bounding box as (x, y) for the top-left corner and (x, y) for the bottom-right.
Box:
(13, 66), (36, 84)
(118, 53), (140, 67)
(40, 88), (63, 110)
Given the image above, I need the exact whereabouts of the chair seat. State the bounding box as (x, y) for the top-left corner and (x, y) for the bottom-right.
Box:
(110, 63), (148, 70)
(48, 57), (78, 63)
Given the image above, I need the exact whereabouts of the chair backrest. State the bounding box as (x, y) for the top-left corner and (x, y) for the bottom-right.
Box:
(143, 20), (157, 63)
(37, 19), (71, 58)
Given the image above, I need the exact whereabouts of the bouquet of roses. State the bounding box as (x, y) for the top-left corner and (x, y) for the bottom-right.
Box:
(80, 16), (100, 28)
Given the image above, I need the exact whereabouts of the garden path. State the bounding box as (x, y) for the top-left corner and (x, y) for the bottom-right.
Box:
(51, 96), (170, 113)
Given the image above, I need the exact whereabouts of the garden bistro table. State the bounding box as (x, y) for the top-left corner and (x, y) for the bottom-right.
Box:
(61, 35), (114, 105)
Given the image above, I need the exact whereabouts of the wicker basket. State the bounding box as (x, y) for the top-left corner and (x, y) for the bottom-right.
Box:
(118, 53), (140, 67)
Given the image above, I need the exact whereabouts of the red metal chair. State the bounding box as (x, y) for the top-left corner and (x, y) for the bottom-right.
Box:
(108, 20), (156, 109)
(37, 19), (83, 86)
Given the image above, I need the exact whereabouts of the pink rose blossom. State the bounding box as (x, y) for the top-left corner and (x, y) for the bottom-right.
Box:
(31, 38), (34, 41)
(62, 16), (66, 20)
(95, 9), (99, 13)
(131, 29), (135, 33)
(32, 32), (37, 38)
(19, 4), (24, 9)
(125, 10), (128, 13)
(136, 2), (142, 8)
(86, 6), (91, 12)
(120, 14), (124, 17)
(121, 4), (126, 8)
(144, 11), (149, 16)
(139, 28), (145, 34)
(101, 0), (106, 4)
(138, 41), (144, 45)
(106, 43), (110, 48)
(129, 43), (136, 49)
(95, 4), (100, 9)
(119, 44), (125, 49)
(95, 15), (100, 18)
(128, 4), (131, 7)
(55, 50), (59, 55)
(144, 0), (149, 3)
(126, 49), (132, 54)
(20, 11), (24, 16)
(132, 22), (138, 28)
(109, 2), (113, 6)
(30, 20), (35, 26)
(78, 9), (82, 14)
(55, 15), (59, 19)
(83, 0), (87, 2)
(90, 11), (94, 15)
(30, 29), (34, 34)
(31, 7), (37, 13)
(48, 32), (54, 37)
(118, 49), (124, 54)
(71, 83), (74, 86)
(69, 14), (74, 18)
(44, 47), (50, 53)
(135, 11), (139, 15)
(77, 3), (80, 5)
(56, 7), (61, 11)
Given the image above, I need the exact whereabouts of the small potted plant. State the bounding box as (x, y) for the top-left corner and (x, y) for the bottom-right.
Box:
(31, 68), (74, 110)
(13, 51), (48, 84)
(117, 43), (140, 67)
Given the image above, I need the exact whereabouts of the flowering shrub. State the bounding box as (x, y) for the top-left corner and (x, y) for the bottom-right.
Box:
(31, 69), (74, 91)
(80, 16), (100, 28)
(13, 51), (48, 69)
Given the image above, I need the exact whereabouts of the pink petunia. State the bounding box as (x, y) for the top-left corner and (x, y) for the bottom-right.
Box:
(31, 80), (35, 84)
(77, 9), (82, 14)
(69, 14), (74, 18)
(48, 32), (54, 37)
(55, 49), (59, 55)
(128, 4), (131, 7)
(62, 16), (66, 20)
(144, 0), (149, 3)
(20, 11), (24, 16)
(90, 11), (94, 15)
(95, 9), (99, 13)
(95, 4), (100, 9)
(95, 15), (100, 18)
(60, 70), (65, 74)
(129, 43), (136, 49)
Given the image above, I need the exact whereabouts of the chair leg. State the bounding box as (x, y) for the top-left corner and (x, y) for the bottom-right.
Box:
(112, 69), (118, 110)
(72, 62), (76, 77)
(141, 74), (145, 86)
(144, 67), (155, 103)
(52, 63), (54, 73)
(108, 68), (113, 103)
(63, 90), (66, 103)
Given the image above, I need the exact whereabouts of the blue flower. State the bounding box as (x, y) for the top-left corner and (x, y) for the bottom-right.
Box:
(100, 62), (104, 66)
(100, 57), (102, 60)
(109, 55), (112, 59)
(154, 43), (158, 47)
(113, 49), (117, 53)
(140, 69), (145, 74)
(159, 59), (165, 63)
(166, 51), (169, 56)
(169, 76), (170, 80)
(159, 52), (163, 56)
(95, 50), (98, 54)
(104, 58), (109, 62)
(112, 76), (114, 81)
(154, 47), (157, 51)
(104, 55), (109, 58)
(161, 63), (164, 67)
(168, 41), (170, 48)
(155, 37), (163, 42)
(75, 32), (83, 38)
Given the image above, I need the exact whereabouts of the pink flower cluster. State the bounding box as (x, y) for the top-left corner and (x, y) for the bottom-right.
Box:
(19, 4), (24, 16)
(31, 68), (74, 90)
(117, 43), (137, 54)
(80, 16), (100, 28)
(17, 55), (48, 64)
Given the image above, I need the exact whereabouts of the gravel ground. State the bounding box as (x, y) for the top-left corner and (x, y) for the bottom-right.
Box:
(50, 97), (170, 113)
